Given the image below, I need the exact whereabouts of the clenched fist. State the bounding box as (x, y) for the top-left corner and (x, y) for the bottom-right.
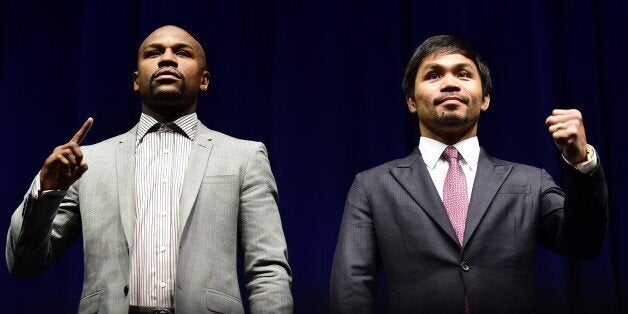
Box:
(545, 109), (588, 164)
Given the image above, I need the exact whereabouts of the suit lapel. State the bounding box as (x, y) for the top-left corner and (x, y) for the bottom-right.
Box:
(390, 148), (459, 246)
(116, 127), (137, 250)
(177, 123), (214, 241)
(462, 149), (512, 247)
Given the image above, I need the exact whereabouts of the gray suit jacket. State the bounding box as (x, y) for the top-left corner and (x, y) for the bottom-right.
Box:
(7, 122), (293, 313)
(331, 147), (608, 314)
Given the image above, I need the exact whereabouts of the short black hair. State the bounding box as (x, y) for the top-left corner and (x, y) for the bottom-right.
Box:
(402, 35), (492, 101)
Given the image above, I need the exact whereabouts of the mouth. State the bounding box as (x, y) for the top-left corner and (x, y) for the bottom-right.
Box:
(434, 95), (469, 107)
(151, 68), (182, 83)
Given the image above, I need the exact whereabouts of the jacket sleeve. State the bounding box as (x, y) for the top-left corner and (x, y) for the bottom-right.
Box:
(330, 173), (380, 314)
(538, 157), (609, 259)
(6, 174), (82, 277)
(239, 143), (293, 314)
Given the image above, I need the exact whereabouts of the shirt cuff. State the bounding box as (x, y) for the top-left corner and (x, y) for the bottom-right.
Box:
(563, 144), (598, 174)
(31, 173), (67, 200)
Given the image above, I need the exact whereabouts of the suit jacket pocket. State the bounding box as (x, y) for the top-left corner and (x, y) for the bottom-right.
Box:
(78, 291), (101, 314)
(205, 289), (244, 314)
(497, 183), (530, 194)
(202, 175), (237, 185)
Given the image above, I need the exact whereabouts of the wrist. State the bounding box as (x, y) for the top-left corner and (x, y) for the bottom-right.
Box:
(572, 144), (595, 169)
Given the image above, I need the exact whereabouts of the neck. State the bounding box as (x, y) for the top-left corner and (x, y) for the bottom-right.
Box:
(142, 101), (196, 123)
(419, 125), (477, 146)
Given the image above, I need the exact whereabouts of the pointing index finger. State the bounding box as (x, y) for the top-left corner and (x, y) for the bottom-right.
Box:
(70, 117), (94, 144)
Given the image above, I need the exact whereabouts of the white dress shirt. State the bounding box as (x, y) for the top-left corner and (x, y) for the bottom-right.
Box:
(419, 136), (479, 201)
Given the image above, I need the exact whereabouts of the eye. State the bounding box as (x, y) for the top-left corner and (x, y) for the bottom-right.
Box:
(176, 50), (192, 57)
(457, 71), (471, 78)
(426, 72), (440, 80)
(146, 50), (161, 58)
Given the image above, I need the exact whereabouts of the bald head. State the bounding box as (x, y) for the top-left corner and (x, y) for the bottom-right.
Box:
(133, 25), (211, 122)
(138, 25), (206, 70)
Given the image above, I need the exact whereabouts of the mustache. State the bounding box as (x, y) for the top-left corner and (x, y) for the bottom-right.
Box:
(433, 94), (469, 105)
(150, 67), (183, 82)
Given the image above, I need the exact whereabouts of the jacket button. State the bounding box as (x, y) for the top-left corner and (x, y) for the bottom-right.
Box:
(124, 285), (129, 296)
(460, 262), (470, 271)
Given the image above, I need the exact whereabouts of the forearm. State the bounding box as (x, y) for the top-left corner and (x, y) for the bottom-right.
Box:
(6, 173), (82, 277)
(6, 176), (65, 277)
(560, 157), (609, 258)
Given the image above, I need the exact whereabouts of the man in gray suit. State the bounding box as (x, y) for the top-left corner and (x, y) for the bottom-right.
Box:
(7, 25), (292, 313)
(331, 35), (608, 313)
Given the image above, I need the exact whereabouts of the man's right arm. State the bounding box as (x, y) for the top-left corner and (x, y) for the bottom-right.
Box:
(6, 118), (92, 277)
(330, 173), (380, 314)
(6, 175), (82, 277)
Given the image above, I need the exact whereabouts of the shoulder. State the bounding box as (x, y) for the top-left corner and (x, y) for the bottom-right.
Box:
(198, 124), (267, 156)
(358, 157), (410, 177)
(196, 124), (271, 173)
(481, 150), (545, 173)
(479, 150), (551, 186)
(203, 126), (264, 150)
(353, 153), (421, 186)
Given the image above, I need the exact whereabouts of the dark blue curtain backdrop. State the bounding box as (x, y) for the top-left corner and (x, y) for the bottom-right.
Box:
(1, 1), (626, 313)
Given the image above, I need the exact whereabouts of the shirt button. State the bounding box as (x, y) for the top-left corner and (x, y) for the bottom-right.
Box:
(163, 148), (169, 154)
(160, 246), (167, 252)
(460, 261), (470, 271)
(160, 281), (166, 288)
(161, 179), (167, 183)
(160, 211), (167, 217)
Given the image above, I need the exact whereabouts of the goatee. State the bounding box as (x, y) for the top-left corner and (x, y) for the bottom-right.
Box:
(435, 113), (469, 128)
(150, 80), (187, 101)
(149, 68), (187, 101)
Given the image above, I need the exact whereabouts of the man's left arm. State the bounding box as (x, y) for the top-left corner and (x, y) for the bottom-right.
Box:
(239, 142), (293, 313)
(541, 109), (609, 258)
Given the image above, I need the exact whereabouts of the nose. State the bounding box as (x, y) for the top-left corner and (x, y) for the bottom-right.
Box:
(157, 49), (178, 68)
(439, 73), (460, 92)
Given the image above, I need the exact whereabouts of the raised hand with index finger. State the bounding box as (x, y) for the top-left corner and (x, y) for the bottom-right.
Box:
(39, 117), (93, 191)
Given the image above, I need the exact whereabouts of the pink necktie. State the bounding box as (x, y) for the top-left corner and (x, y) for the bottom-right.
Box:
(442, 146), (469, 246)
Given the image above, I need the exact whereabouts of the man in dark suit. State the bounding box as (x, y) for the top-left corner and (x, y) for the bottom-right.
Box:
(330, 35), (608, 313)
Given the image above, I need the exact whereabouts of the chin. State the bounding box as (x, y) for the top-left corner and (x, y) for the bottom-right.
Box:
(435, 113), (469, 128)
(151, 90), (184, 102)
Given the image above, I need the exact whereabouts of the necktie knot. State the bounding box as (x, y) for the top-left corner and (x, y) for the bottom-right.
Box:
(157, 122), (176, 132)
(442, 146), (459, 161)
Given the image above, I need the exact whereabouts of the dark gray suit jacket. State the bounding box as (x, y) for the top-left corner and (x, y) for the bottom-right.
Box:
(331, 147), (608, 314)
(7, 122), (293, 313)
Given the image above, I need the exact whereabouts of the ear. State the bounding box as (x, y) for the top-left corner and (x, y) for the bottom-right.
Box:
(480, 94), (490, 111)
(133, 71), (139, 92)
(407, 97), (417, 113)
(200, 71), (210, 92)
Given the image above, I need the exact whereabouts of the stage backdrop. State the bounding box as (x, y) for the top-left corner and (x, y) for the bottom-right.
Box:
(1, 1), (626, 313)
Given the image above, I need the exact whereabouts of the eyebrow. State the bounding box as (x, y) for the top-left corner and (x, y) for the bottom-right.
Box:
(422, 62), (474, 70)
(143, 43), (195, 51)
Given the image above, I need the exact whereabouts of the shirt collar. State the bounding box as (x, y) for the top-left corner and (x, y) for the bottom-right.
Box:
(419, 136), (480, 170)
(136, 112), (198, 146)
